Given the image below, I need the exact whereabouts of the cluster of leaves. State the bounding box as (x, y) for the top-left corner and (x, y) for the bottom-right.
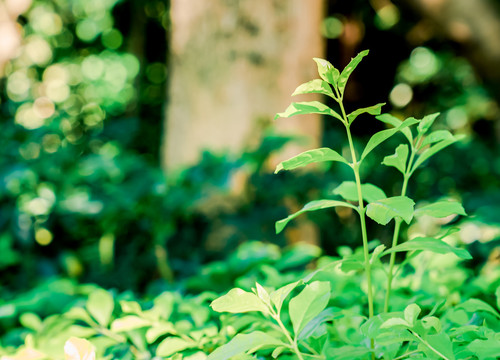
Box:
(0, 238), (497, 360)
(206, 53), (500, 359)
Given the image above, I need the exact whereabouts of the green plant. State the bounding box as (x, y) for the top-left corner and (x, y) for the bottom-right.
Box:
(206, 51), (494, 360)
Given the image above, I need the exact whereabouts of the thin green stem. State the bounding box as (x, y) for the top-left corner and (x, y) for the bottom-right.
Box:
(335, 89), (375, 359)
(411, 331), (451, 360)
(393, 349), (420, 360)
(271, 311), (305, 360)
(383, 145), (416, 312)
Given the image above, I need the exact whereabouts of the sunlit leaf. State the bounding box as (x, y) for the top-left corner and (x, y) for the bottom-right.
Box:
(274, 101), (343, 122)
(338, 50), (369, 95)
(347, 103), (385, 124)
(421, 332), (455, 360)
(86, 289), (114, 327)
(411, 134), (465, 172)
(366, 196), (415, 225)
(276, 199), (358, 234)
(380, 317), (411, 329)
(211, 288), (269, 314)
(289, 281), (331, 335)
(206, 332), (285, 360)
(382, 237), (472, 260)
(417, 112), (440, 134)
(414, 200), (466, 218)
(382, 144), (408, 174)
(376, 113), (414, 143)
(292, 79), (335, 98)
(456, 298), (500, 318)
(313, 58), (340, 86)
(156, 337), (195, 357)
(404, 303), (421, 326)
(64, 337), (96, 360)
(110, 315), (150, 332)
(270, 281), (302, 313)
(333, 181), (386, 203)
(421, 130), (454, 147)
(275, 147), (349, 174)
(361, 117), (419, 161)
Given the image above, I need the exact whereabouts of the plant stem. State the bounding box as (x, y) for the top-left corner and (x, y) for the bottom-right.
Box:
(336, 93), (375, 359)
(338, 98), (374, 320)
(411, 331), (451, 360)
(383, 145), (416, 313)
(271, 312), (305, 360)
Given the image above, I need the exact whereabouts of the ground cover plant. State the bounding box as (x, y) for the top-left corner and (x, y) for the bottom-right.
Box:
(0, 48), (499, 359)
(207, 52), (500, 359)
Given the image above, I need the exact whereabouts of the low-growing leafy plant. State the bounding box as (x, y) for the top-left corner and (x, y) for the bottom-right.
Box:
(207, 51), (499, 359)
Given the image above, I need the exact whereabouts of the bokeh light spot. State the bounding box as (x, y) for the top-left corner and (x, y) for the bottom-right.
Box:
(375, 4), (400, 30)
(389, 83), (413, 108)
(146, 63), (167, 84)
(35, 228), (53, 246)
(15, 103), (45, 129)
(76, 19), (100, 42)
(24, 36), (52, 65)
(446, 107), (468, 129)
(101, 29), (123, 49)
(321, 16), (343, 39)
(82, 56), (104, 80)
(33, 97), (55, 119)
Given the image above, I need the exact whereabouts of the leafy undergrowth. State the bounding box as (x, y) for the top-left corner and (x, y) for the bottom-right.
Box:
(0, 240), (498, 360)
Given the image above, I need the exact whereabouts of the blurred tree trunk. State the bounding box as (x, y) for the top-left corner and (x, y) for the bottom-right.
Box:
(162, 0), (326, 246)
(162, 0), (325, 171)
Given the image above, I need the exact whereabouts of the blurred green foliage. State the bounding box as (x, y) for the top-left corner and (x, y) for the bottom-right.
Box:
(0, 0), (498, 300)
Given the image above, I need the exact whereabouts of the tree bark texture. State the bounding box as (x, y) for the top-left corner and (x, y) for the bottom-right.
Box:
(162, 0), (325, 171)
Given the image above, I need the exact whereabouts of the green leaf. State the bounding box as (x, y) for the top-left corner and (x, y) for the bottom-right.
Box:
(417, 113), (440, 134)
(270, 281), (302, 313)
(421, 332), (455, 360)
(211, 288), (269, 314)
(421, 130), (454, 147)
(313, 58), (340, 86)
(496, 287), (500, 311)
(326, 345), (372, 360)
(376, 113), (414, 143)
(338, 50), (369, 94)
(86, 289), (114, 327)
(382, 144), (409, 174)
(254, 283), (270, 305)
(414, 200), (466, 218)
(292, 79), (335, 98)
(274, 101), (343, 122)
(298, 307), (337, 340)
(333, 181), (387, 203)
(370, 245), (386, 265)
(145, 322), (177, 343)
(289, 281), (331, 336)
(468, 338), (500, 359)
(421, 316), (442, 333)
(382, 237), (472, 260)
(275, 147), (348, 173)
(110, 315), (150, 332)
(156, 337), (195, 357)
(456, 298), (500, 319)
(276, 199), (358, 234)
(404, 304), (421, 326)
(412, 134), (464, 172)
(366, 196), (415, 225)
(361, 117), (419, 161)
(206, 331), (285, 360)
(347, 103), (385, 124)
(380, 317), (411, 329)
